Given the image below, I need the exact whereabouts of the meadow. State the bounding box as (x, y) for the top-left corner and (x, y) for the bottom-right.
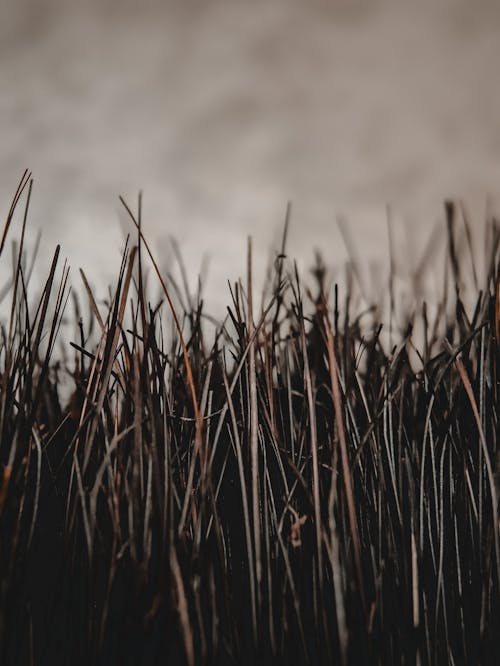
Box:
(0, 171), (499, 664)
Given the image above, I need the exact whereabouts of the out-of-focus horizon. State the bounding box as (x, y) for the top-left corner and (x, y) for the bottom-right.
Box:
(1, 0), (500, 312)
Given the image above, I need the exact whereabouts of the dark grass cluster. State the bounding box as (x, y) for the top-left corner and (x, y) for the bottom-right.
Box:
(0, 172), (499, 665)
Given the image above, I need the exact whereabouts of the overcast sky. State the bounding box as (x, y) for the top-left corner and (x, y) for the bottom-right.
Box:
(1, 0), (499, 311)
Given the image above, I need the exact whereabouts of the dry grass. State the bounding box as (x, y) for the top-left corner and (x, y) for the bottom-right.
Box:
(0, 172), (499, 664)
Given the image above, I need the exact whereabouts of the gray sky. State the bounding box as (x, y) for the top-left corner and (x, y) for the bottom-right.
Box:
(1, 0), (500, 312)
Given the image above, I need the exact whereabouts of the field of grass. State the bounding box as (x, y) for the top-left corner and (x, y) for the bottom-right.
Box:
(0, 172), (499, 664)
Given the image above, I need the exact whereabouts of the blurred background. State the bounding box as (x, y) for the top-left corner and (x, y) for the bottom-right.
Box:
(1, 0), (500, 314)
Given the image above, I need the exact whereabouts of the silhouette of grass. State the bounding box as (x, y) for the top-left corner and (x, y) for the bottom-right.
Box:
(0, 172), (499, 664)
